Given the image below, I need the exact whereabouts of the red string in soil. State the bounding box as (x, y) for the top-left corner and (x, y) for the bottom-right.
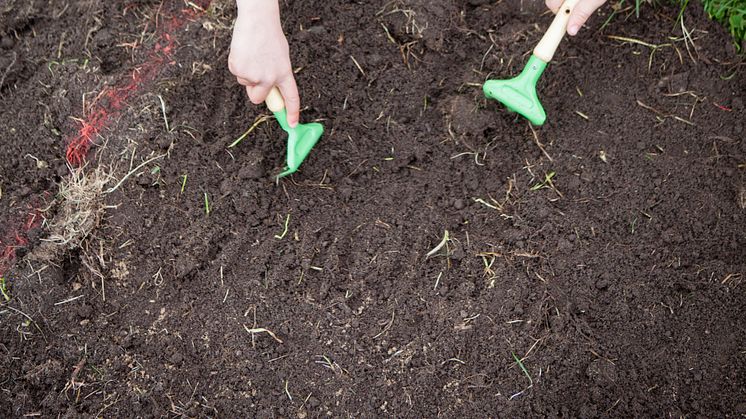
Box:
(1, 1), (212, 278)
(65, 0), (212, 166)
(0, 206), (42, 278)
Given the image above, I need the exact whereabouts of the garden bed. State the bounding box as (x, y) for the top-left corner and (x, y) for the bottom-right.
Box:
(1, 0), (744, 416)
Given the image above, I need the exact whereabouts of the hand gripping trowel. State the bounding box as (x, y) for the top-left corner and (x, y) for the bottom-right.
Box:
(265, 87), (324, 178)
(483, 0), (581, 125)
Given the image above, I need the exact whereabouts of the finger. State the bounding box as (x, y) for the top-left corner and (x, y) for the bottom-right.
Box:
(246, 84), (272, 105)
(236, 76), (257, 86)
(277, 76), (301, 128)
(545, 0), (562, 14)
(567, 0), (607, 35)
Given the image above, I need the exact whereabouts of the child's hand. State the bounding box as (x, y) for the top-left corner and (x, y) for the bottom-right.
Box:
(545, 0), (607, 35)
(229, 0), (300, 127)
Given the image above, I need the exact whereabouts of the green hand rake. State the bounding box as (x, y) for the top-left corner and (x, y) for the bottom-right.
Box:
(483, 0), (580, 125)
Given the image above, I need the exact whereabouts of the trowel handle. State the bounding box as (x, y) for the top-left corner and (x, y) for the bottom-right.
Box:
(265, 86), (285, 112)
(533, 0), (582, 63)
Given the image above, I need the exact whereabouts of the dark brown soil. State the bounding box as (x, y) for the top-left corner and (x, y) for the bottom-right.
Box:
(2, 0), (745, 417)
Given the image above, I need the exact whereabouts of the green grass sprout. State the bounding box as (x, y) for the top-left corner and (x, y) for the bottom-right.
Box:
(512, 352), (533, 385)
(0, 277), (10, 301)
(531, 171), (556, 190)
(509, 352), (534, 400)
(703, 0), (746, 48)
(180, 174), (187, 194)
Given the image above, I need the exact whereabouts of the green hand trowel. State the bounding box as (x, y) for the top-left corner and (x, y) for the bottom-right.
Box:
(265, 87), (323, 178)
(483, 0), (581, 125)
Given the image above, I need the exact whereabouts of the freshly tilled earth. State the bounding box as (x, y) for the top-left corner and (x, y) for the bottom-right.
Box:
(1, 0), (744, 417)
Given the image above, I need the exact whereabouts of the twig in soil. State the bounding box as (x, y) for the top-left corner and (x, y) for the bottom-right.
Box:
(350, 55), (366, 76)
(607, 35), (676, 71)
(243, 324), (283, 343)
(63, 357), (87, 394)
(433, 271), (443, 290)
(315, 355), (344, 375)
(473, 197), (499, 210)
(95, 395), (120, 417)
(479, 43), (495, 72)
(0, 52), (17, 93)
(377, 6), (427, 38)
(721, 273), (741, 285)
(157, 95), (171, 132)
(636, 100), (694, 126)
(380, 23), (397, 45)
(54, 294), (85, 306)
(203, 192), (210, 216)
(25, 153), (48, 169)
(662, 91), (705, 120)
(229, 115), (271, 148)
(5, 305), (33, 323)
(4, 305), (47, 342)
(186, 1), (207, 12)
(426, 230), (450, 258)
(575, 111), (589, 120)
(105, 154), (166, 194)
(274, 214), (290, 239)
(480, 254), (497, 287)
(676, 8), (698, 63)
(509, 352), (533, 400)
(373, 309), (396, 339)
(528, 124), (553, 162)
(451, 151), (485, 166)
(284, 380), (292, 401)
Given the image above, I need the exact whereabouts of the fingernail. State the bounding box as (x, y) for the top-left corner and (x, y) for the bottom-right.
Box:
(568, 25), (579, 36)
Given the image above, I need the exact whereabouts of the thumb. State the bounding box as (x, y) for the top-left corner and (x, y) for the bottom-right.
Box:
(545, 0), (563, 14)
(567, 0), (606, 36)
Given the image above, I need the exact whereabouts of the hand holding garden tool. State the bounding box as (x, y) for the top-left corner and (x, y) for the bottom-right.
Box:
(265, 87), (324, 178)
(483, 0), (581, 125)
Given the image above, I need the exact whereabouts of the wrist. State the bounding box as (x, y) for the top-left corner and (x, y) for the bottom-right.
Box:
(236, 0), (279, 18)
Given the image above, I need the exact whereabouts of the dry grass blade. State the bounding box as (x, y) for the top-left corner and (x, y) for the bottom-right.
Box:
(243, 325), (283, 343)
(229, 114), (271, 148)
(105, 154), (165, 194)
(426, 230), (450, 258)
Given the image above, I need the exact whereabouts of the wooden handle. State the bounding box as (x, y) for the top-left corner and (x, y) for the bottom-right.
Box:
(533, 0), (581, 63)
(265, 86), (285, 112)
